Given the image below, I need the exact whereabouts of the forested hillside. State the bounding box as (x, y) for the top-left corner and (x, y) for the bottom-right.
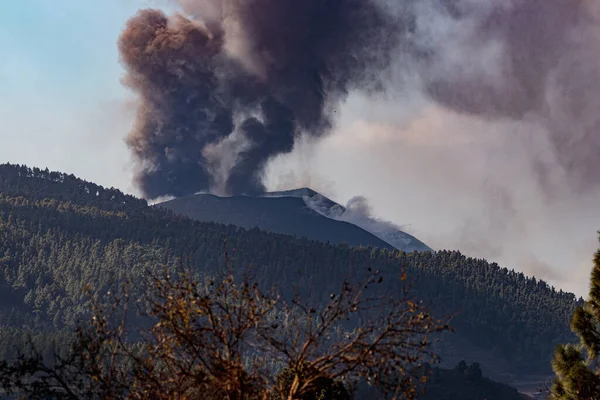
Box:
(0, 163), (582, 377)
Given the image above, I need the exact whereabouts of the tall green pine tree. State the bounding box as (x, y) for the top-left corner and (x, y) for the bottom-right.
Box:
(552, 236), (600, 399)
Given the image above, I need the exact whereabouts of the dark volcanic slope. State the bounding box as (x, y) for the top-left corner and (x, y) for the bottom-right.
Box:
(266, 188), (431, 252)
(157, 193), (395, 250)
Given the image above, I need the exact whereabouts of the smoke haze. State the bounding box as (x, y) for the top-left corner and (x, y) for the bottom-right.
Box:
(266, 96), (600, 295)
(416, 0), (600, 192)
(120, 0), (600, 293)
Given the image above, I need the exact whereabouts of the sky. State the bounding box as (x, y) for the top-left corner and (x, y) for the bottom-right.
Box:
(1, 0), (598, 296)
(0, 0), (149, 192)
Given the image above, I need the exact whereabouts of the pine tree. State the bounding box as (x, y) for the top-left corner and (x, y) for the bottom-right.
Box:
(551, 237), (600, 399)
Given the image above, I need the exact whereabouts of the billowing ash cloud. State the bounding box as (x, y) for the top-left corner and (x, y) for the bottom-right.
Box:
(119, 1), (402, 198)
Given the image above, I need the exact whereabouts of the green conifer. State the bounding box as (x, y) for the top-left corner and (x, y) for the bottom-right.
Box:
(552, 236), (600, 399)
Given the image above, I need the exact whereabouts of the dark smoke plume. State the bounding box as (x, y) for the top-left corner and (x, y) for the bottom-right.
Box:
(119, 1), (401, 198)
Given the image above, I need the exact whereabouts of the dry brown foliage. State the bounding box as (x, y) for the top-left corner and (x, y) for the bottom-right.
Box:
(0, 264), (450, 400)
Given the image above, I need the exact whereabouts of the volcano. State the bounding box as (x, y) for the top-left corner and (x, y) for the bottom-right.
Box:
(156, 188), (430, 252)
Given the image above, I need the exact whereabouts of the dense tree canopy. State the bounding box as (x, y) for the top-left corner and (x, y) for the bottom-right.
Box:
(0, 163), (582, 376)
(419, 362), (524, 400)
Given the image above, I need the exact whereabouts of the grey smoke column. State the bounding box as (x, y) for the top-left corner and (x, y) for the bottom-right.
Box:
(119, 1), (401, 198)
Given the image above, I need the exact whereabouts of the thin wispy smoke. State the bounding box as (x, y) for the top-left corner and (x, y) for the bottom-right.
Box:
(413, 0), (600, 192)
(309, 194), (430, 252)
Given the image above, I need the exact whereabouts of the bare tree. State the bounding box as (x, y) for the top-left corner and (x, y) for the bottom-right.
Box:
(0, 265), (450, 400)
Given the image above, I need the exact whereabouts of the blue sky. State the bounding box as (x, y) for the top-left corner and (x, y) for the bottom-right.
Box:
(0, 0), (164, 192)
(1, 1), (128, 103)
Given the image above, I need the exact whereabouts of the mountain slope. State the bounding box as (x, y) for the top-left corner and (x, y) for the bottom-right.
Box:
(267, 188), (431, 252)
(156, 193), (395, 250)
(0, 163), (581, 380)
(158, 188), (429, 252)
